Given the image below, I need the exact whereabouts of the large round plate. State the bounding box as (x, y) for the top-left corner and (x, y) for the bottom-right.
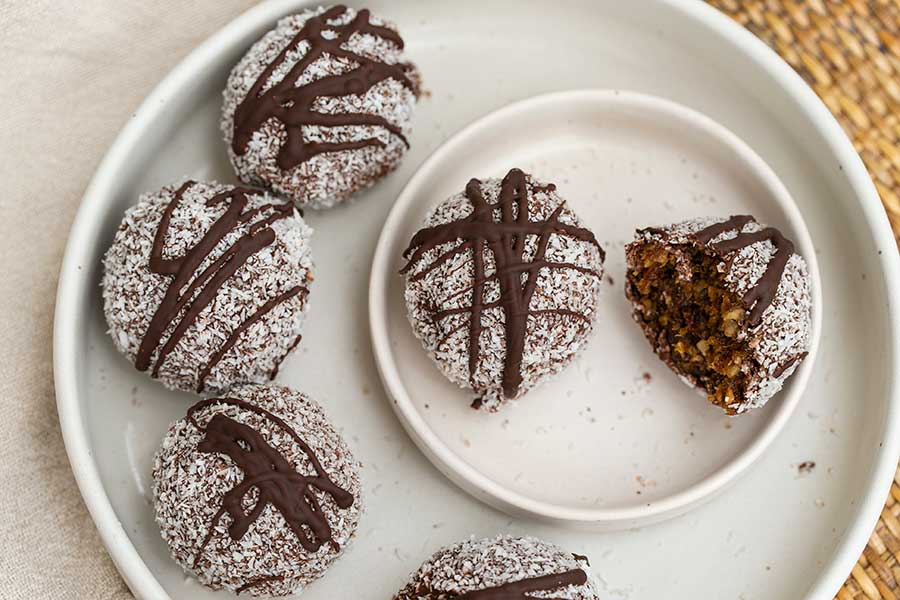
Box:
(370, 89), (822, 528)
(54, 0), (900, 598)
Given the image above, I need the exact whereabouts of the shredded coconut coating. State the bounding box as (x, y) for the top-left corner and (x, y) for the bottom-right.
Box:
(153, 384), (363, 596)
(626, 216), (813, 414)
(101, 180), (313, 395)
(403, 175), (605, 412)
(221, 5), (420, 209)
(393, 535), (601, 599)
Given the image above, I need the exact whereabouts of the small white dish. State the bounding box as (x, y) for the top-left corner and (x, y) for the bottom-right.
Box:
(369, 89), (823, 528)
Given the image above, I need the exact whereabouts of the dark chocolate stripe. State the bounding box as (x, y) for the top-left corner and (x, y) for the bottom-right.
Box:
(401, 169), (602, 399)
(196, 285), (306, 392)
(232, 5), (416, 171)
(692, 214), (754, 244)
(187, 397), (353, 568)
(773, 351), (808, 378)
(693, 215), (796, 326)
(571, 552), (590, 566)
(269, 333), (304, 379)
(236, 575), (285, 595)
(404, 568), (588, 600)
(150, 230), (275, 377)
(459, 568), (587, 599)
(135, 182), (299, 383)
(439, 261), (602, 305)
(712, 227), (794, 325)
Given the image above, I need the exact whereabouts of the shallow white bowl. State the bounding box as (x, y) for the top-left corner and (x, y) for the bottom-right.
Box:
(54, 1), (900, 598)
(370, 89), (823, 528)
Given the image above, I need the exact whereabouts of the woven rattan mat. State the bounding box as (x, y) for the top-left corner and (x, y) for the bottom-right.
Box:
(706, 1), (900, 597)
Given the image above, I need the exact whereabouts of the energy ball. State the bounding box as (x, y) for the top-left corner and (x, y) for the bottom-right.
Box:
(393, 536), (601, 599)
(402, 168), (606, 412)
(625, 215), (812, 414)
(102, 180), (312, 395)
(153, 383), (362, 596)
(221, 5), (421, 209)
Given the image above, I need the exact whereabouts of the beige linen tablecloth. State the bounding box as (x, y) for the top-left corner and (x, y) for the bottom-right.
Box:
(0, 2), (257, 596)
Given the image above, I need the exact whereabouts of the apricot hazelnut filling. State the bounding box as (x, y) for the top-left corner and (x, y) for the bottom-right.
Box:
(626, 242), (758, 412)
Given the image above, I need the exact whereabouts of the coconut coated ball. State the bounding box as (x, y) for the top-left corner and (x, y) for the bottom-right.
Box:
(102, 180), (312, 395)
(221, 5), (421, 209)
(394, 535), (601, 599)
(402, 168), (606, 411)
(153, 383), (363, 596)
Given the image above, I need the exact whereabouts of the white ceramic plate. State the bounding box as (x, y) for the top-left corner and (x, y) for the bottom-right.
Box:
(54, 1), (900, 599)
(370, 89), (822, 528)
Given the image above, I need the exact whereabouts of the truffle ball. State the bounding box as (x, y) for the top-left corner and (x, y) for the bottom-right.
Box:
(221, 5), (421, 209)
(102, 180), (312, 395)
(401, 168), (606, 412)
(393, 535), (601, 599)
(153, 383), (362, 596)
(625, 215), (813, 414)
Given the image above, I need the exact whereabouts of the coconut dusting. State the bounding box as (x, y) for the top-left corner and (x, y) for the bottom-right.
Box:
(393, 536), (602, 599)
(403, 173), (605, 412)
(627, 216), (812, 413)
(101, 180), (313, 395)
(152, 383), (363, 597)
(221, 5), (421, 209)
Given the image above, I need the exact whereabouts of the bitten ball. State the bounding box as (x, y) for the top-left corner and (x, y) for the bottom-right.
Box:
(625, 215), (813, 414)
(221, 4), (421, 209)
(152, 383), (363, 596)
(393, 535), (601, 599)
(102, 180), (313, 395)
(402, 168), (606, 412)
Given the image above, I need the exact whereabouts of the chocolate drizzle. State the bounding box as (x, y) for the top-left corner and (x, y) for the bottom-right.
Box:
(773, 351), (808, 378)
(135, 181), (303, 391)
(269, 333), (304, 380)
(196, 286), (306, 392)
(231, 5), (416, 171)
(693, 215), (796, 326)
(692, 214), (754, 245)
(458, 569), (588, 599)
(235, 575), (285, 596)
(401, 169), (603, 399)
(410, 569), (588, 600)
(187, 397), (354, 569)
(571, 552), (590, 566)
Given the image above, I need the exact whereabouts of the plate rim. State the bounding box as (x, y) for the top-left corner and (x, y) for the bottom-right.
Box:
(368, 87), (824, 526)
(52, 0), (900, 598)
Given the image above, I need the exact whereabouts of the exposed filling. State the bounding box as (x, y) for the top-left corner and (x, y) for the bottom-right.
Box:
(627, 242), (756, 412)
